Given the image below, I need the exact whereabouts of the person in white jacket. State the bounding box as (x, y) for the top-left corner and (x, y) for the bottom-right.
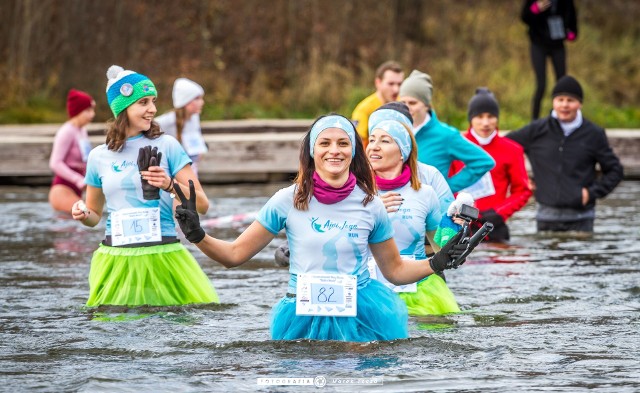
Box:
(155, 78), (208, 176)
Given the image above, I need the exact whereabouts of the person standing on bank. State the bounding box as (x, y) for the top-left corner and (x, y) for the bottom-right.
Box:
(155, 78), (208, 176)
(449, 88), (532, 242)
(351, 61), (404, 148)
(399, 69), (495, 194)
(506, 76), (623, 232)
(49, 89), (96, 213)
(522, 0), (578, 120)
(71, 65), (218, 307)
(173, 114), (468, 342)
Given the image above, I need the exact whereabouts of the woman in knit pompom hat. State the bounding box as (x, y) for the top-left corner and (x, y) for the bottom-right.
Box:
(155, 78), (208, 176)
(70, 65), (218, 308)
(48, 89), (96, 213)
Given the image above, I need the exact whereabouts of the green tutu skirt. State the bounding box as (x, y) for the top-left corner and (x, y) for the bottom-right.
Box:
(398, 274), (460, 316)
(86, 243), (219, 307)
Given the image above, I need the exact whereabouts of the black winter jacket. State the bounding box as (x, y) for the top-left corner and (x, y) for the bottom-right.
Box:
(521, 0), (578, 47)
(506, 116), (623, 211)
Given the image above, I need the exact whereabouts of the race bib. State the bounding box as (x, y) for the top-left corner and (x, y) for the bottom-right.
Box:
(459, 172), (495, 200)
(547, 15), (566, 40)
(367, 256), (417, 293)
(110, 207), (161, 246)
(183, 133), (208, 156)
(296, 273), (357, 317)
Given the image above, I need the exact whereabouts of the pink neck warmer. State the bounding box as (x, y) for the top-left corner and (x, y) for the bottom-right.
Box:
(375, 164), (411, 191)
(312, 171), (357, 204)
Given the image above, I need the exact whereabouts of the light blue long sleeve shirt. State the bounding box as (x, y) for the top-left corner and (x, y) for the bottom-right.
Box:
(414, 110), (495, 193)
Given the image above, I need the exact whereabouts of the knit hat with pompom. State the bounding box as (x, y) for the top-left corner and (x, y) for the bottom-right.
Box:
(105, 65), (157, 117)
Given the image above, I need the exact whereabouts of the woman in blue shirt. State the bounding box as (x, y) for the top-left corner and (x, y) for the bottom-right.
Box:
(173, 114), (467, 342)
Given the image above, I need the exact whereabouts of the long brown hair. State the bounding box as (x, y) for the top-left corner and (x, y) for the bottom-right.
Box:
(105, 111), (162, 152)
(293, 114), (376, 210)
(174, 107), (188, 143)
(404, 124), (422, 191)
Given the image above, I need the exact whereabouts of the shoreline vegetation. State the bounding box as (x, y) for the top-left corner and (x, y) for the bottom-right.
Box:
(1, 0), (639, 130)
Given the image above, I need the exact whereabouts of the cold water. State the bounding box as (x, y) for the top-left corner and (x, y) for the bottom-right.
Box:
(0, 182), (639, 392)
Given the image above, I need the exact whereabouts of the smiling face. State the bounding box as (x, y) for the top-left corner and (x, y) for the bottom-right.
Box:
(470, 113), (498, 138)
(552, 95), (582, 122)
(313, 127), (353, 182)
(126, 96), (157, 136)
(366, 129), (404, 178)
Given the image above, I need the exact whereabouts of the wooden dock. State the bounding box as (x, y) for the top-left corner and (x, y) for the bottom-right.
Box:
(0, 120), (638, 185)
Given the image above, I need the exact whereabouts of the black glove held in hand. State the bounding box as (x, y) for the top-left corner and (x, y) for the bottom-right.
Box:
(174, 180), (206, 243)
(137, 145), (163, 200)
(480, 209), (509, 242)
(429, 228), (468, 272)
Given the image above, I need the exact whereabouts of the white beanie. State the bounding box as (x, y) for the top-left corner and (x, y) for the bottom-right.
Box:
(172, 78), (205, 108)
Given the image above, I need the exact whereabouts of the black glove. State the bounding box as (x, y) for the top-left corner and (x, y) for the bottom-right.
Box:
(480, 209), (509, 242)
(137, 145), (163, 200)
(174, 180), (206, 243)
(274, 241), (290, 267)
(429, 228), (468, 272)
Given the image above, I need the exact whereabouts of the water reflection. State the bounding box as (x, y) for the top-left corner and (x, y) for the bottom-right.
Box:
(0, 182), (639, 391)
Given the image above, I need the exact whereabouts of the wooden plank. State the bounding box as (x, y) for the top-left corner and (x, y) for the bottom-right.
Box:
(0, 123), (638, 183)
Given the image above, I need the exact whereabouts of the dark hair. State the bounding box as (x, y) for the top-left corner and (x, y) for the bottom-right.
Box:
(105, 111), (162, 152)
(293, 114), (376, 210)
(375, 60), (403, 80)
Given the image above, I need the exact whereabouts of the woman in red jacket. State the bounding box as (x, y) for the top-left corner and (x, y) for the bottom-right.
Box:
(450, 88), (532, 242)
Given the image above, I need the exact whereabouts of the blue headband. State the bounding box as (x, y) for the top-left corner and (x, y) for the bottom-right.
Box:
(370, 120), (413, 161)
(368, 109), (413, 133)
(309, 115), (356, 158)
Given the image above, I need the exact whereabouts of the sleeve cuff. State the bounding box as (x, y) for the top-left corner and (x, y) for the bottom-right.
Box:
(530, 3), (540, 14)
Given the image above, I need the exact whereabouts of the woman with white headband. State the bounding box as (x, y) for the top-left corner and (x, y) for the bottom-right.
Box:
(173, 114), (467, 342)
(366, 118), (460, 315)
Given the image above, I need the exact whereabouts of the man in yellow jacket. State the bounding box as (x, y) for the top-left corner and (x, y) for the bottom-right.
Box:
(351, 60), (404, 148)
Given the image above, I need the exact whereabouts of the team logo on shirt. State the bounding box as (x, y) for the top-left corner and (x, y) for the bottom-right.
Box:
(310, 217), (358, 233)
(111, 160), (136, 173)
(309, 217), (325, 233)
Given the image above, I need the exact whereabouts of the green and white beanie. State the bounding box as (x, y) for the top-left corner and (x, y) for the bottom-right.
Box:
(105, 65), (157, 117)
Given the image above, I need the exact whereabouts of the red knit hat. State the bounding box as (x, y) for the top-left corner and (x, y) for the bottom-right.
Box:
(66, 89), (94, 118)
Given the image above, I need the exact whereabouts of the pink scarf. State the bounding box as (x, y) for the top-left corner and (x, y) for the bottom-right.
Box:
(375, 164), (411, 191)
(312, 171), (357, 204)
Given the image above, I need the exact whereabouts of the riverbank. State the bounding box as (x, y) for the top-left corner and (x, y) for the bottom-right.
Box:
(0, 120), (638, 185)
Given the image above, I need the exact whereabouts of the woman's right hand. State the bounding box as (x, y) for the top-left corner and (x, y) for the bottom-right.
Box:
(536, 0), (551, 12)
(71, 200), (89, 221)
(380, 192), (403, 213)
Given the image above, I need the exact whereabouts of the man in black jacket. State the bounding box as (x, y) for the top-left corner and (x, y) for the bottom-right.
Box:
(506, 75), (623, 232)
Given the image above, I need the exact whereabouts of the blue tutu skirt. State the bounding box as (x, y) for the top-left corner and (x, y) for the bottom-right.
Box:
(270, 279), (408, 342)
